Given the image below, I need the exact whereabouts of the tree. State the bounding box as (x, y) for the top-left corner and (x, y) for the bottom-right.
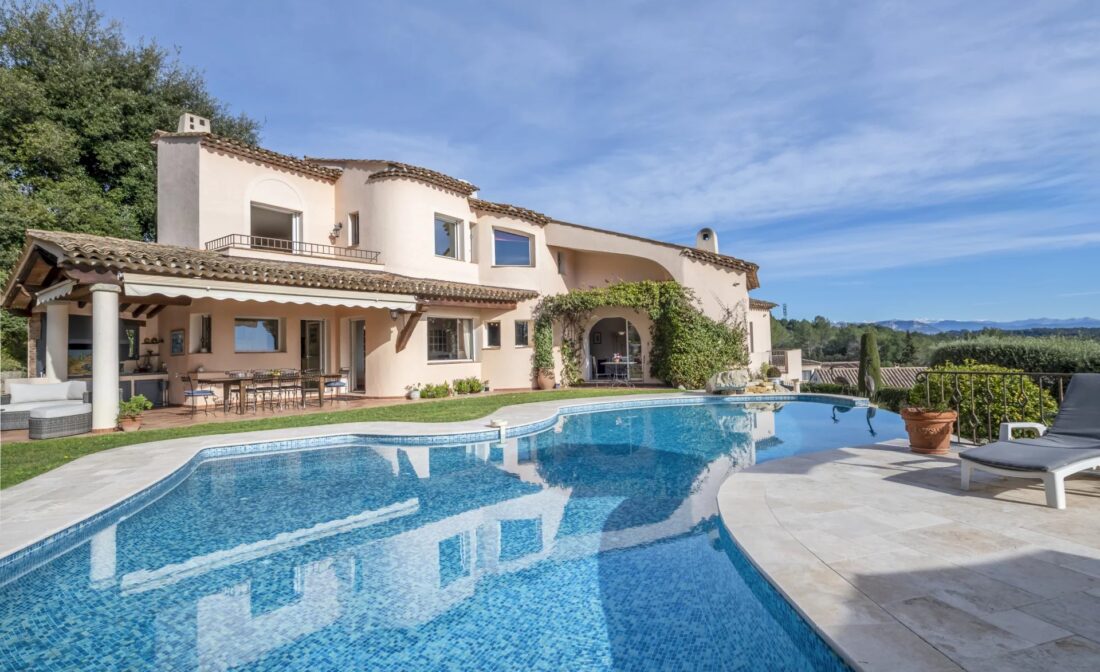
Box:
(901, 330), (917, 364)
(857, 330), (882, 398)
(0, 0), (260, 370)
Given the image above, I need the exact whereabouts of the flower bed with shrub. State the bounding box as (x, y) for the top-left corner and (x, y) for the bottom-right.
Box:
(452, 377), (485, 394)
(419, 382), (451, 399)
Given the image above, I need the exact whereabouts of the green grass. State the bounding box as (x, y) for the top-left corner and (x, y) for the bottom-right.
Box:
(0, 388), (671, 489)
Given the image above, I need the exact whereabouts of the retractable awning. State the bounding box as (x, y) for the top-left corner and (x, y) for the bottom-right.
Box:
(122, 274), (419, 310)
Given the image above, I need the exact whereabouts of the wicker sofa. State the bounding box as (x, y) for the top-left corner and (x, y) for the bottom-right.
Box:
(0, 381), (89, 431)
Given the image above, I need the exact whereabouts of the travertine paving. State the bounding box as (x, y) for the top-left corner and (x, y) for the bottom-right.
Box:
(718, 439), (1100, 672)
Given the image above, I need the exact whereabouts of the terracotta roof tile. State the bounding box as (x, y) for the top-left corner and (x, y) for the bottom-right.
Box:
(678, 248), (760, 289)
(365, 161), (478, 195)
(812, 365), (925, 390)
(153, 132), (343, 182)
(469, 198), (550, 225)
(749, 298), (778, 310)
(19, 230), (536, 304)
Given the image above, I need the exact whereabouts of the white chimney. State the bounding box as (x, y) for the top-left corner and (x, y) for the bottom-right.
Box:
(177, 112), (211, 133)
(696, 227), (718, 253)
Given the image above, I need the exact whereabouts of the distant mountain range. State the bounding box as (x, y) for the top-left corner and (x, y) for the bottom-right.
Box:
(871, 318), (1100, 335)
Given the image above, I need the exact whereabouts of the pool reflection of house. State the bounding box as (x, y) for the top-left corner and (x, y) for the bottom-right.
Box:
(84, 405), (778, 671)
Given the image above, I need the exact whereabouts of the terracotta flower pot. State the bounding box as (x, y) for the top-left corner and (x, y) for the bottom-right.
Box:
(537, 370), (555, 390)
(119, 417), (142, 432)
(900, 408), (958, 455)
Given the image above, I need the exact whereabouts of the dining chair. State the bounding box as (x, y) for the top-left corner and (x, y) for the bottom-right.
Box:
(181, 375), (216, 417)
(591, 356), (609, 384)
(251, 371), (279, 412)
(277, 369), (299, 408)
(325, 367), (350, 404)
(299, 371), (322, 408)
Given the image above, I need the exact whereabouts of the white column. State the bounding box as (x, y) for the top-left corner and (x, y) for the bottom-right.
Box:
(44, 301), (70, 382)
(91, 283), (121, 431)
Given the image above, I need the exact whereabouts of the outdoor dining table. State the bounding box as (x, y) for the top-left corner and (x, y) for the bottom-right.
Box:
(603, 360), (635, 387)
(200, 372), (345, 414)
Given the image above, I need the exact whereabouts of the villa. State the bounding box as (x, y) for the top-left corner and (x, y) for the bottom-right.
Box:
(1, 113), (788, 432)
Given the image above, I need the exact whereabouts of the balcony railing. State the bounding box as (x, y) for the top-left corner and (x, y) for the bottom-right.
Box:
(915, 370), (1073, 445)
(205, 234), (381, 264)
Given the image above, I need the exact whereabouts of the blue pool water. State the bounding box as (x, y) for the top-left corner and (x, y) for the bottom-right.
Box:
(0, 400), (904, 671)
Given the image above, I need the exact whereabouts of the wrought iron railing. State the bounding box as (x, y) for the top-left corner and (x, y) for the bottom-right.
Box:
(205, 234), (381, 264)
(915, 370), (1073, 444)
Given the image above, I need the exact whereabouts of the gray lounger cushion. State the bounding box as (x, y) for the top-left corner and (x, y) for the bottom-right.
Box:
(961, 374), (1100, 472)
(962, 441), (1100, 472)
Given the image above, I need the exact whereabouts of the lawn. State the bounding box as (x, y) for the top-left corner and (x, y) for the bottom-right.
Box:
(0, 388), (672, 489)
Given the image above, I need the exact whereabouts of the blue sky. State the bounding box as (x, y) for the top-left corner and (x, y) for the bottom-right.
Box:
(102, 0), (1100, 322)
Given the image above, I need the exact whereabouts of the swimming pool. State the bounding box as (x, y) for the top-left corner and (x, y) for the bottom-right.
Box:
(0, 399), (904, 671)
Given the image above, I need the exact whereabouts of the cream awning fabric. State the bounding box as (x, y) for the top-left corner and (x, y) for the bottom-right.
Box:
(122, 274), (418, 310)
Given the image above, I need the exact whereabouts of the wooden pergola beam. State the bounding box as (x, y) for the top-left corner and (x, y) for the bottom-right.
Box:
(131, 304), (150, 318)
(145, 304), (168, 318)
(395, 309), (426, 352)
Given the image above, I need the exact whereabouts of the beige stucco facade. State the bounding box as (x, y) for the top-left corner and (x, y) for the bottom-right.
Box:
(16, 118), (783, 409)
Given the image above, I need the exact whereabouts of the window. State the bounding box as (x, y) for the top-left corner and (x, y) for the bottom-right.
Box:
(250, 203), (300, 249)
(556, 250), (566, 275)
(189, 314), (212, 353)
(349, 212), (360, 246)
(235, 318), (282, 352)
(435, 215), (463, 259)
(428, 317), (474, 361)
(485, 321), (501, 348)
(493, 228), (533, 266)
(514, 320), (531, 348)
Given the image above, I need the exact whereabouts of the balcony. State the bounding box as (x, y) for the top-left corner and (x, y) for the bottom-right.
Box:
(205, 235), (381, 264)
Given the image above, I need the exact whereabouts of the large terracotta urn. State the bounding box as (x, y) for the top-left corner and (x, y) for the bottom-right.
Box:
(536, 370), (555, 390)
(900, 408), (958, 455)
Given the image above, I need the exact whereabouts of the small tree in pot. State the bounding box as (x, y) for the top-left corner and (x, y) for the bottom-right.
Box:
(118, 394), (154, 432)
(533, 320), (555, 390)
(857, 331), (882, 400)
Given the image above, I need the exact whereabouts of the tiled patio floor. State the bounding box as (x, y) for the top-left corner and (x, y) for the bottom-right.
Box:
(718, 439), (1100, 672)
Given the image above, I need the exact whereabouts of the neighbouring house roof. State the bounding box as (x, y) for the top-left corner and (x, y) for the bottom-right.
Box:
(469, 198), (551, 226)
(749, 298), (778, 311)
(812, 365), (925, 390)
(550, 219), (761, 290)
(2, 230), (538, 311)
(153, 132), (343, 182)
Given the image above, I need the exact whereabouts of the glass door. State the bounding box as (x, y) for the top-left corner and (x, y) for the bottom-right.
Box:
(301, 320), (324, 371)
(350, 319), (366, 392)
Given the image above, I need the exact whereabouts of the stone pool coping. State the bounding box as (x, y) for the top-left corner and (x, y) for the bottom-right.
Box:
(717, 441), (1100, 672)
(0, 391), (862, 580)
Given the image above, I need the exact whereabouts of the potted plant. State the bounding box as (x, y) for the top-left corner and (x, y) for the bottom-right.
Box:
(766, 366), (782, 383)
(482, 380), (491, 393)
(118, 394), (154, 432)
(900, 400), (958, 455)
(406, 383), (422, 400)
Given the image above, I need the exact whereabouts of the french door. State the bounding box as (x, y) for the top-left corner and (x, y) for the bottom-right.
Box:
(301, 320), (325, 371)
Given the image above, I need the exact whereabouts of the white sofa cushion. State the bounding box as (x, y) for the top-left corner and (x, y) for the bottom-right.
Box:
(7, 381), (86, 403)
(30, 403), (92, 419)
(1, 400), (86, 414)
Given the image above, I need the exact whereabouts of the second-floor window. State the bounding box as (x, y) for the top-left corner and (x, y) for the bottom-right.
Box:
(349, 212), (360, 246)
(435, 215), (463, 260)
(494, 228), (533, 266)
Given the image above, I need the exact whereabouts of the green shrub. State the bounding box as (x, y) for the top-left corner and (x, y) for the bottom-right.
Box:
(765, 366), (781, 378)
(928, 336), (1100, 373)
(858, 331), (882, 397)
(908, 360), (1059, 442)
(452, 377), (484, 394)
(118, 394), (153, 420)
(420, 382), (451, 399)
(800, 382), (854, 395)
(874, 387), (910, 412)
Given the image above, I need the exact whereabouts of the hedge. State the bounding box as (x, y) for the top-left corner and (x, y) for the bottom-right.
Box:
(928, 337), (1100, 373)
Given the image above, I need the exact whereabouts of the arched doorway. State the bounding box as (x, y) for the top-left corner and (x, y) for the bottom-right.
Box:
(588, 317), (643, 382)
